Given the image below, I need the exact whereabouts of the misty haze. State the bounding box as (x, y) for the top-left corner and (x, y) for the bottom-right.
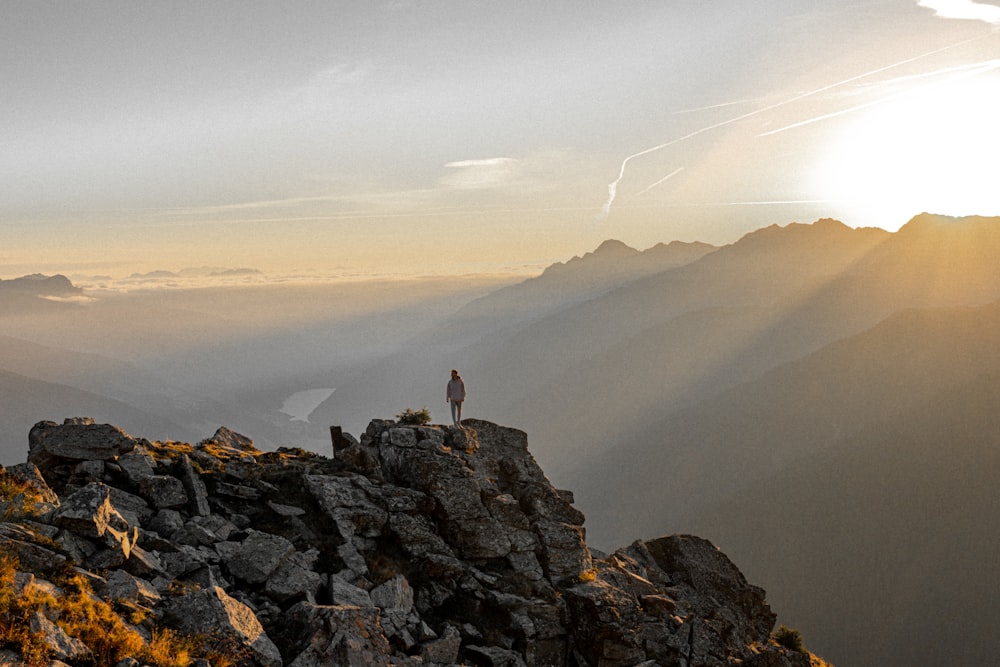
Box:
(5, 2), (1000, 665)
(4, 213), (1000, 665)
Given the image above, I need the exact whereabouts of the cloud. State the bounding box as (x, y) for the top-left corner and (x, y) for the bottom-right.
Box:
(440, 157), (519, 189)
(917, 0), (1000, 24)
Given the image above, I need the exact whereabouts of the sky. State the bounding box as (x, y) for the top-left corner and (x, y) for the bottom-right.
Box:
(2, 0), (999, 281)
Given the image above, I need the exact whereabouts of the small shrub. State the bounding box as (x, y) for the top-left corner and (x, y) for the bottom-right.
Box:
(395, 407), (431, 426)
(772, 624), (806, 653)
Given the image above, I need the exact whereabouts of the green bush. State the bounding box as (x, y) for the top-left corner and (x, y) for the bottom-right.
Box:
(772, 624), (806, 653)
(396, 407), (431, 425)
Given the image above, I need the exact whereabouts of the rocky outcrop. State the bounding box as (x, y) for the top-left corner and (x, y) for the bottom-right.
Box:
(0, 416), (819, 666)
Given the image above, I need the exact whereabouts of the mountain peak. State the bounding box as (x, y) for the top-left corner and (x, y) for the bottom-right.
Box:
(591, 238), (640, 257)
(1, 416), (817, 666)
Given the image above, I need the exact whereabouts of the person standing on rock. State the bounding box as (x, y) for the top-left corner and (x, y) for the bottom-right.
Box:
(446, 369), (466, 426)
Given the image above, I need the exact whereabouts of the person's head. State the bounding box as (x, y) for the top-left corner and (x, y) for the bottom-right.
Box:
(451, 369), (459, 379)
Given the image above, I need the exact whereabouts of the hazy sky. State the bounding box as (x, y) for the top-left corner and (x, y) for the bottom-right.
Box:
(3, 1), (999, 279)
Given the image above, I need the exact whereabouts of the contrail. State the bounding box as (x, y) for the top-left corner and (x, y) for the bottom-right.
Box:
(635, 167), (685, 197)
(596, 35), (985, 220)
(759, 58), (1000, 136)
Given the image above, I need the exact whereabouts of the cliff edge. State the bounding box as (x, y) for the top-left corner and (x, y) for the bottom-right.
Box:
(0, 417), (824, 666)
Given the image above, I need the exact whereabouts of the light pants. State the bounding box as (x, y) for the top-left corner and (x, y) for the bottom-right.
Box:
(450, 400), (463, 425)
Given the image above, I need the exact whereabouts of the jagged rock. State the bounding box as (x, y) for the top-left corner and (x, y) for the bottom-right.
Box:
(105, 569), (162, 607)
(30, 611), (89, 661)
(284, 603), (392, 667)
(329, 425), (357, 452)
(107, 487), (154, 525)
(121, 544), (168, 579)
(50, 483), (138, 556)
(116, 447), (157, 483)
(162, 586), (282, 667)
(304, 473), (388, 541)
(216, 529), (294, 584)
(5, 462), (60, 505)
(265, 549), (323, 602)
(139, 475), (189, 509)
(466, 644), (528, 667)
(147, 508), (184, 539)
(73, 459), (106, 482)
(177, 454), (210, 516)
(327, 573), (374, 606)
(0, 418), (821, 667)
(421, 624), (461, 664)
(28, 419), (137, 470)
(267, 501), (306, 517)
(200, 426), (257, 453)
(370, 574), (414, 613)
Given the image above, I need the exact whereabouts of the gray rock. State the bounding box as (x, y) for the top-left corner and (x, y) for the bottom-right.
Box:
(305, 474), (388, 539)
(466, 644), (529, 667)
(218, 529), (294, 584)
(215, 481), (260, 500)
(116, 447), (157, 483)
(265, 550), (323, 602)
(5, 462), (60, 505)
(30, 611), (89, 661)
(107, 486), (154, 525)
(199, 426), (256, 452)
(139, 475), (189, 509)
(421, 624), (461, 665)
(50, 483), (137, 556)
(285, 602), (392, 667)
(327, 573), (374, 607)
(162, 586), (281, 667)
(177, 454), (210, 516)
(267, 501), (306, 517)
(370, 574), (414, 614)
(105, 569), (161, 607)
(28, 420), (137, 470)
(73, 459), (106, 481)
(147, 508), (184, 539)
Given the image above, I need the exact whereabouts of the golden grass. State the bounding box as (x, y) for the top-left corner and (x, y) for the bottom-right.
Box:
(0, 553), (245, 667)
(0, 471), (44, 520)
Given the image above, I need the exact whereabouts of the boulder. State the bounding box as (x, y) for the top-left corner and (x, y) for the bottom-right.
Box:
(104, 569), (161, 607)
(217, 529), (294, 584)
(50, 483), (137, 556)
(284, 603), (392, 667)
(139, 475), (189, 509)
(116, 447), (157, 483)
(29, 612), (89, 662)
(265, 550), (323, 602)
(162, 586), (281, 667)
(28, 420), (137, 470)
(177, 454), (210, 516)
(199, 427), (257, 453)
(327, 574), (374, 607)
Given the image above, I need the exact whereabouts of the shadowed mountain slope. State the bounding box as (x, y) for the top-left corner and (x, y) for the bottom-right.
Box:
(0, 370), (192, 464)
(580, 298), (1000, 548)
(311, 239), (719, 436)
(571, 296), (1000, 667)
(695, 370), (1000, 667)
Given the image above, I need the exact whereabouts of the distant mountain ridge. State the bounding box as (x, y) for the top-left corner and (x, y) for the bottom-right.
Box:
(6, 213), (1000, 667)
(0, 274), (79, 296)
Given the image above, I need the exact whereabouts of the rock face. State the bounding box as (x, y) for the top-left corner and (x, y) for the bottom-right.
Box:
(0, 417), (817, 666)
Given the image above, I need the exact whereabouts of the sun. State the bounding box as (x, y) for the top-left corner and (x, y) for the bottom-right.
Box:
(809, 67), (1000, 229)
